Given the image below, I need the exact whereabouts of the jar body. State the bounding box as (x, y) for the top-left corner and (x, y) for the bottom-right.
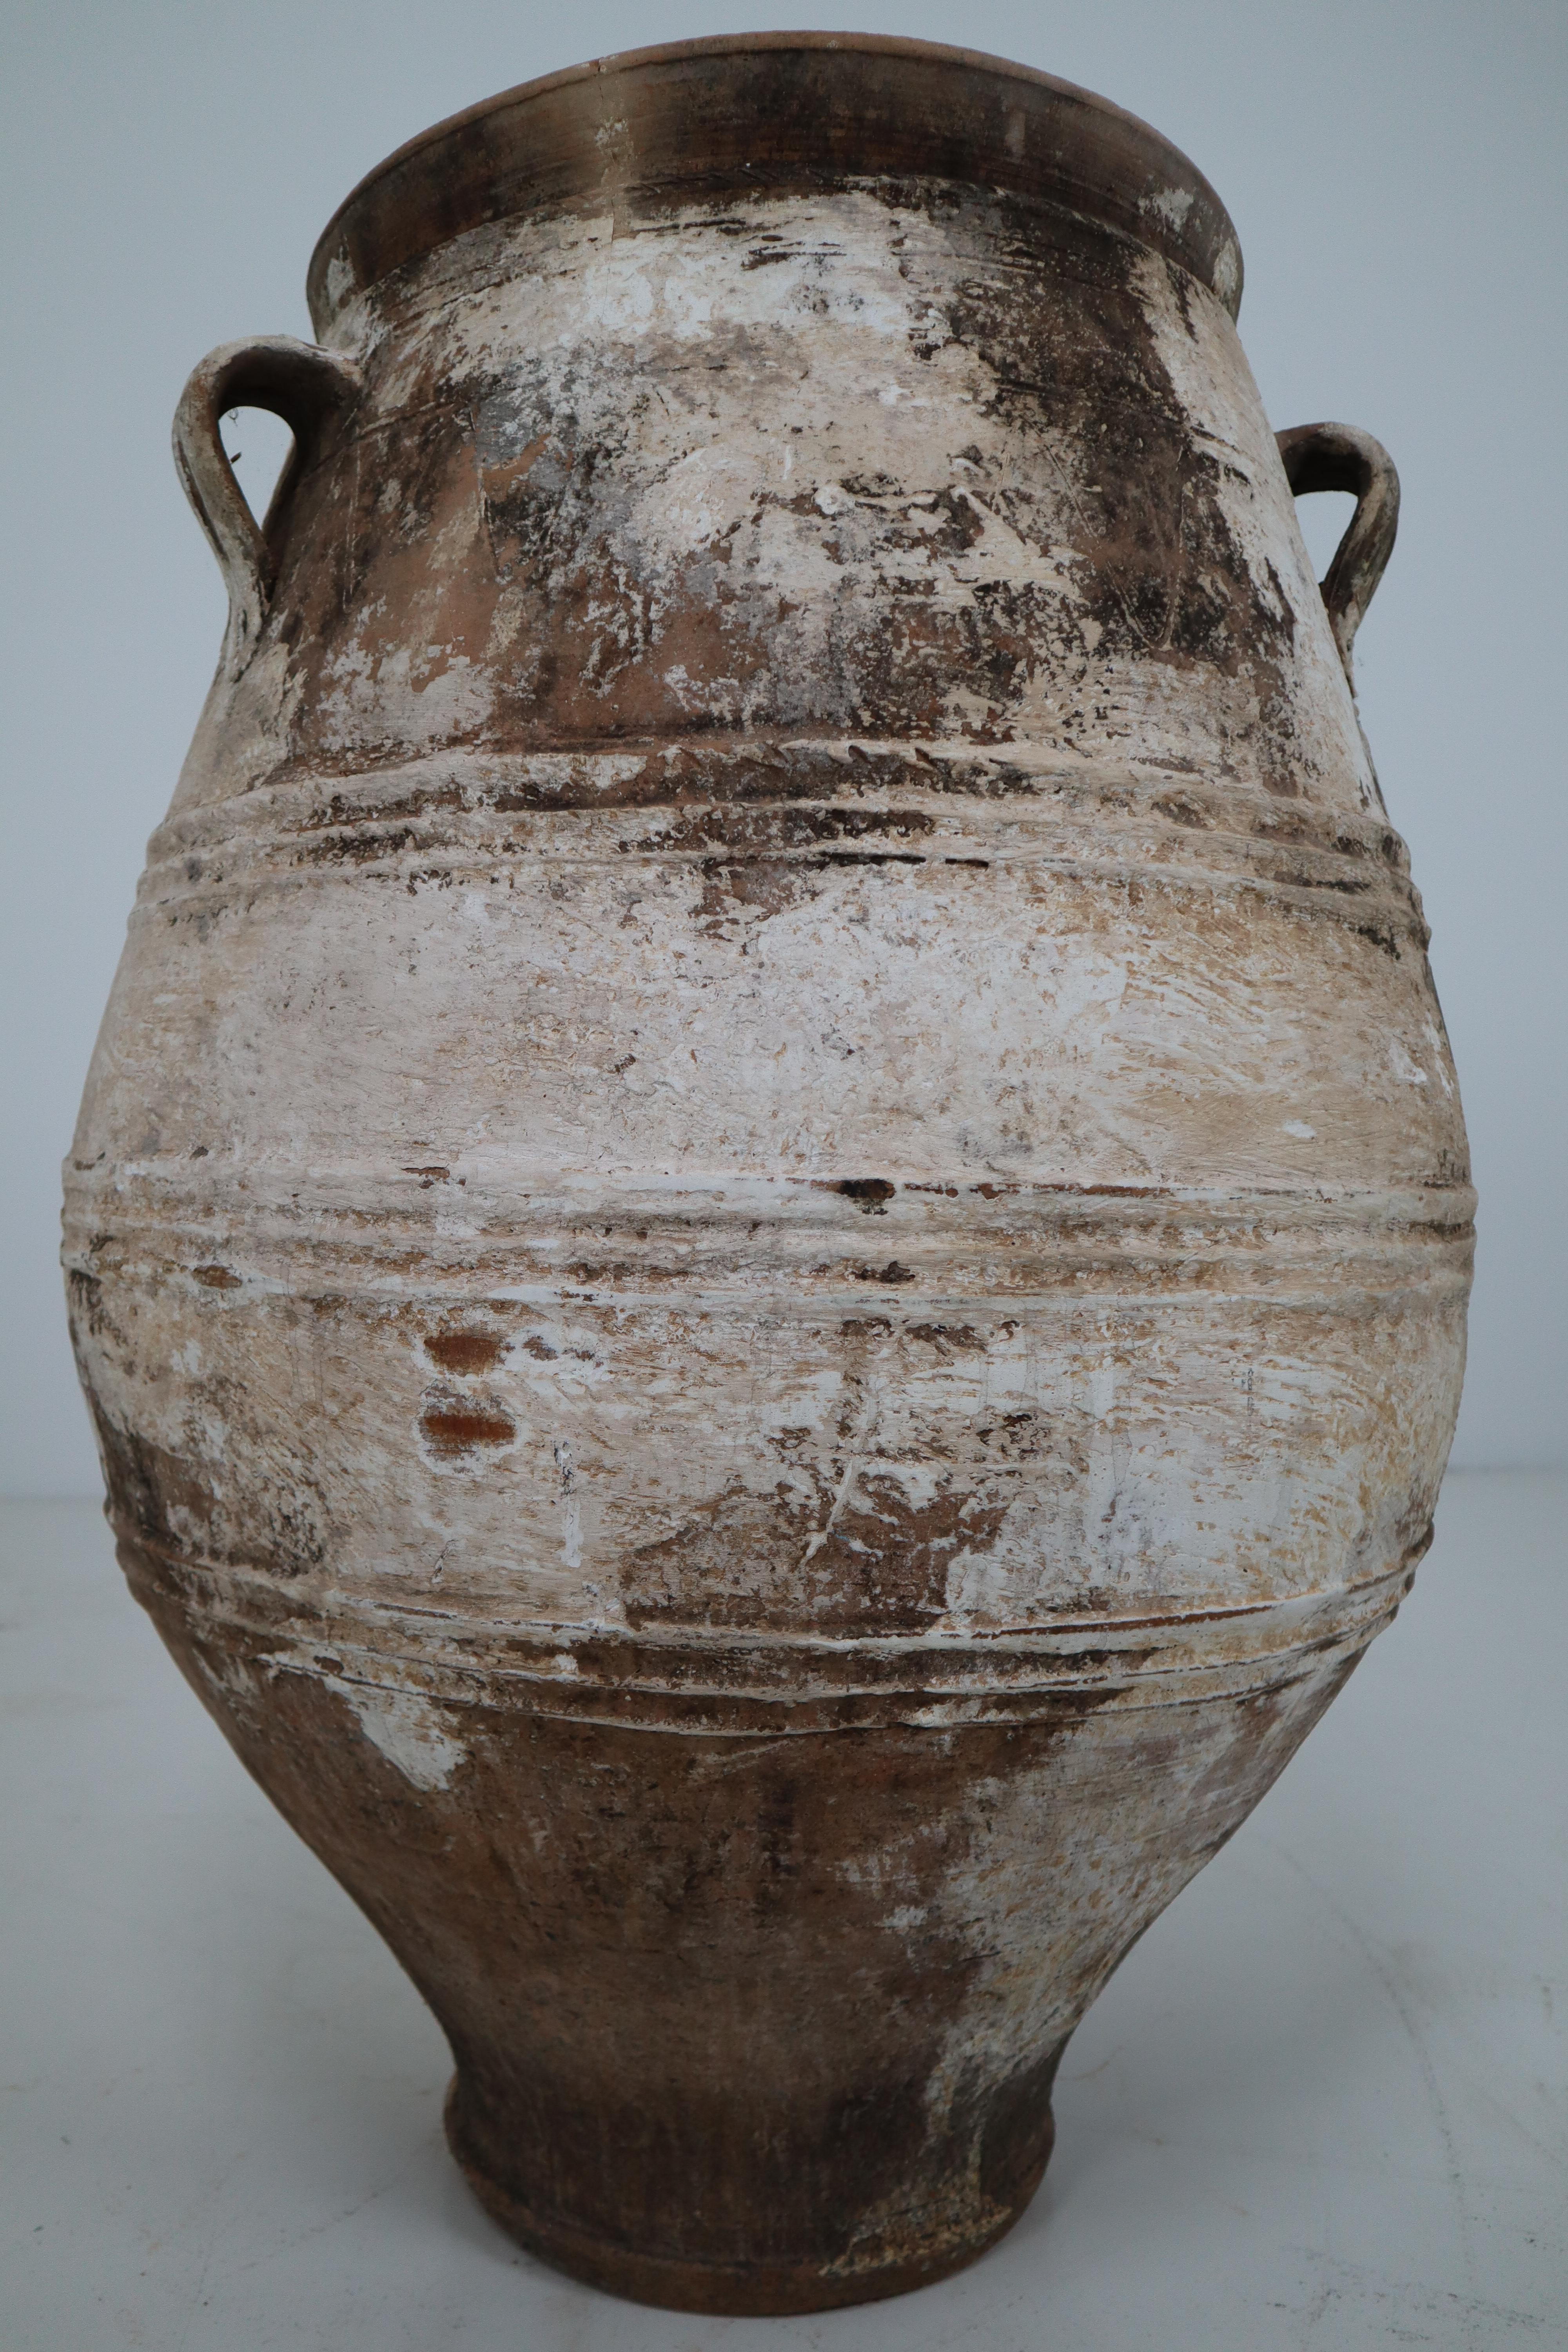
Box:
(65, 45), (1470, 2311)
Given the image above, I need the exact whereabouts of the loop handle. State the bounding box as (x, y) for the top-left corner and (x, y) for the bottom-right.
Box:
(1276, 421), (1400, 692)
(173, 336), (364, 676)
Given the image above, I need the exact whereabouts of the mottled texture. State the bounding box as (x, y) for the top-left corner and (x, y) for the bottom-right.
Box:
(64, 36), (1470, 2315)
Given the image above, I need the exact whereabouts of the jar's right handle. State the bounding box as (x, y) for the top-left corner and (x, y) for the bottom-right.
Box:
(173, 335), (365, 678)
(1276, 422), (1400, 693)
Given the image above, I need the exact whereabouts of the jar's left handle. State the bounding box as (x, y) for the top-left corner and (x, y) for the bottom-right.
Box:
(173, 336), (365, 677)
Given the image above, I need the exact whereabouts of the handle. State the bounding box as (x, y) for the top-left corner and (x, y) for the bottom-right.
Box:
(1275, 422), (1399, 693)
(173, 336), (365, 676)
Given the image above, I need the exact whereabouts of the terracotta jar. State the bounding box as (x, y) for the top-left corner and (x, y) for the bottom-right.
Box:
(65, 35), (1471, 2315)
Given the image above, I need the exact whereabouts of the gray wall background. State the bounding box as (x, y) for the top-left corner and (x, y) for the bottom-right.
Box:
(4, 0), (1563, 1493)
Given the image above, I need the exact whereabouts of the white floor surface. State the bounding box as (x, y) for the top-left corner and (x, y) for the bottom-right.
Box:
(4, 1471), (1565, 2349)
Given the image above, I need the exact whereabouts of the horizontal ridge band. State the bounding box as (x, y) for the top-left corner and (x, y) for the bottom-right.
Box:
(122, 1528), (1417, 1730)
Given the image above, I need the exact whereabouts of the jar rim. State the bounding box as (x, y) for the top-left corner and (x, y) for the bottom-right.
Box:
(305, 32), (1243, 333)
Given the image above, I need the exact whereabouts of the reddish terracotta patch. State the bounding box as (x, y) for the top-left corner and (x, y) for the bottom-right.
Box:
(421, 1404), (516, 1456)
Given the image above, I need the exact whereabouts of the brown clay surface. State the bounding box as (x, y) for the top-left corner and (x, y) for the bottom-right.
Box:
(65, 36), (1470, 2312)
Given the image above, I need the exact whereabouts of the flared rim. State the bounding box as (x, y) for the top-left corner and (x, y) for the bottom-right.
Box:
(305, 32), (1242, 332)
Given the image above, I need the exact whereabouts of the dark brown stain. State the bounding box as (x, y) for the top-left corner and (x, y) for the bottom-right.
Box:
(834, 1178), (895, 1212)
(907, 1321), (985, 1352)
(629, 803), (938, 858)
(65, 1267), (123, 1348)
(192, 1263), (242, 1289)
(857, 1260), (916, 1284)
(295, 823), (421, 868)
(1155, 793), (1211, 828)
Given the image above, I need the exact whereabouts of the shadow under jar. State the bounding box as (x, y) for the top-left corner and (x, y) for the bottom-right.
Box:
(64, 34), (1471, 2316)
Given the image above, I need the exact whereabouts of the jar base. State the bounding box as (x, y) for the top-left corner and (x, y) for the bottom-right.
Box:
(443, 2074), (1047, 2315)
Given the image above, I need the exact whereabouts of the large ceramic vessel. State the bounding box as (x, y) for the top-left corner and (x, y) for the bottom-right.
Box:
(65, 35), (1471, 2314)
